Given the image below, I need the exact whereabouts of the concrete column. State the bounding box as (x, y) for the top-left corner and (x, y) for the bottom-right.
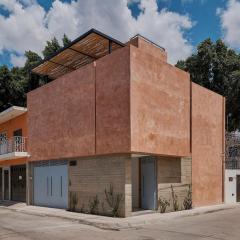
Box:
(124, 157), (132, 217)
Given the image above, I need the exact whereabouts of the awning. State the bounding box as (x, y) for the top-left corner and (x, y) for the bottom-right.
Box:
(0, 106), (27, 125)
(31, 29), (125, 79)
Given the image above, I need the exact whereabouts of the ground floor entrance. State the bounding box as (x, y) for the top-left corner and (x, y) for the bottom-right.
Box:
(33, 161), (68, 209)
(4, 168), (10, 200)
(225, 170), (240, 203)
(237, 175), (240, 202)
(132, 157), (157, 211)
(11, 165), (26, 202)
(0, 164), (26, 202)
(140, 157), (157, 210)
(0, 168), (2, 200)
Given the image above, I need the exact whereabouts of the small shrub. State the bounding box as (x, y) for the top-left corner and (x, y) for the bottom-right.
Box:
(105, 183), (123, 217)
(158, 197), (170, 213)
(171, 185), (179, 211)
(88, 195), (100, 215)
(101, 202), (105, 213)
(69, 192), (78, 212)
(80, 204), (85, 213)
(183, 184), (192, 210)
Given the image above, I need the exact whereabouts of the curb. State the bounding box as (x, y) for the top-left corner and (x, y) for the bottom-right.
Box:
(0, 203), (239, 231)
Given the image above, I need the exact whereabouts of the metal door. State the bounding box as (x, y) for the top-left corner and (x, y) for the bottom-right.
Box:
(0, 168), (2, 200)
(141, 157), (157, 210)
(237, 175), (240, 202)
(4, 169), (9, 200)
(34, 164), (68, 209)
(11, 165), (26, 202)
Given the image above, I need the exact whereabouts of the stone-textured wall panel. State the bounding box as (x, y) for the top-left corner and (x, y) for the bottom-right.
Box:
(69, 155), (131, 217)
(157, 157), (192, 212)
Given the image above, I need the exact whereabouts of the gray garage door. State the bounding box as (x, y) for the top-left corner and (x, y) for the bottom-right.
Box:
(34, 162), (68, 209)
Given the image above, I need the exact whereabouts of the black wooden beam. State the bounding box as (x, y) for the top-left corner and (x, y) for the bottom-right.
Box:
(69, 47), (97, 59)
(48, 60), (76, 71)
(109, 40), (113, 54)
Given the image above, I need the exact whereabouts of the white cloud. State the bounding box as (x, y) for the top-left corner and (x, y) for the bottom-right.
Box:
(10, 53), (26, 67)
(218, 0), (240, 49)
(0, 0), (194, 65)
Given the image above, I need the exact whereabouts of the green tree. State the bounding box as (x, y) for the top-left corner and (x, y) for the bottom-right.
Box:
(0, 65), (12, 110)
(42, 37), (61, 59)
(24, 50), (42, 72)
(0, 34), (71, 111)
(0, 66), (27, 111)
(62, 34), (71, 47)
(176, 39), (240, 131)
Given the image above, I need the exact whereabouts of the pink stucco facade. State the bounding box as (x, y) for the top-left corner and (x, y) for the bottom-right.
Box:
(130, 44), (191, 157)
(28, 43), (192, 160)
(27, 35), (225, 207)
(191, 83), (225, 207)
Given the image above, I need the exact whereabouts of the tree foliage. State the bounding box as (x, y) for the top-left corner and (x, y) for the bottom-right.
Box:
(1, 35), (240, 131)
(0, 35), (71, 112)
(42, 37), (61, 59)
(176, 39), (240, 131)
(62, 34), (71, 47)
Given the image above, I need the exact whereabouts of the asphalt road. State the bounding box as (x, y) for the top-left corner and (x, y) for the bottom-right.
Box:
(0, 207), (240, 240)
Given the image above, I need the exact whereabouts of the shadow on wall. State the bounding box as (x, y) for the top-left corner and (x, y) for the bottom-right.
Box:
(158, 184), (192, 213)
(69, 183), (123, 217)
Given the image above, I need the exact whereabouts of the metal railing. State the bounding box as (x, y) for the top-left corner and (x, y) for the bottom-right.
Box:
(225, 159), (240, 169)
(0, 136), (27, 155)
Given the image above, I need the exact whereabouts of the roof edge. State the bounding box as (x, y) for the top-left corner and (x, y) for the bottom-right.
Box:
(0, 106), (27, 124)
(31, 28), (125, 73)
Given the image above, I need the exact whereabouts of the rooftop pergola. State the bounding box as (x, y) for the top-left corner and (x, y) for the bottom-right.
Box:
(31, 29), (125, 80)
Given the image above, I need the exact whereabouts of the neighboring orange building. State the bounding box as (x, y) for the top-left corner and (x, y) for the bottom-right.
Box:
(0, 29), (225, 217)
(0, 106), (28, 202)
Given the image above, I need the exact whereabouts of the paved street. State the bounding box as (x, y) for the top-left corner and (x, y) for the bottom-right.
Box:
(0, 207), (240, 240)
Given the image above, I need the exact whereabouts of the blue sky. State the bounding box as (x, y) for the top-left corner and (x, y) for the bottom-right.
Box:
(132, 0), (226, 46)
(38, 0), (226, 46)
(0, 0), (239, 67)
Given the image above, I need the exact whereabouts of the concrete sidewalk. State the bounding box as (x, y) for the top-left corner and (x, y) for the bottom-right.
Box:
(0, 201), (239, 230)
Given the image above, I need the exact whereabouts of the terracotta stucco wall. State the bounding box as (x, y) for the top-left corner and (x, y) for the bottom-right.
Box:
(28, 64), (96, 161)
(191, 82), (225, 207)
(0, 113), (28, 166)
(28, 47), (131, 161)
(128, 36), (167, 62)
(95, 46), (130, 154)
(130, 45), (191, 157)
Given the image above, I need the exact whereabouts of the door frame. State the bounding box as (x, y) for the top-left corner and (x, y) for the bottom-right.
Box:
(140, 157), (157, 210)
(2, 167), (11, 201)
(236, 175), (240, 202)
(11, 164), (27, 202)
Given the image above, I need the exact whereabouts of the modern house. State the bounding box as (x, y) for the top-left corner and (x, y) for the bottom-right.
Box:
(225, 133), (240, 203)
(0, 29), (225, 217)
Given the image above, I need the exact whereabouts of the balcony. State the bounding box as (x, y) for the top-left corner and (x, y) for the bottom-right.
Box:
(225, 159), (240, 169)
(0, 136), (29, 161)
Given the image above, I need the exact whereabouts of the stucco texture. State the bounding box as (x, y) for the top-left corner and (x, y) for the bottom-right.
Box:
(95, 46), (130, 154)
(191, 82), (225, 207)
(28, 47), (131, 161)
(130, 45), (191, 157)
(28, 64), (96, 161)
